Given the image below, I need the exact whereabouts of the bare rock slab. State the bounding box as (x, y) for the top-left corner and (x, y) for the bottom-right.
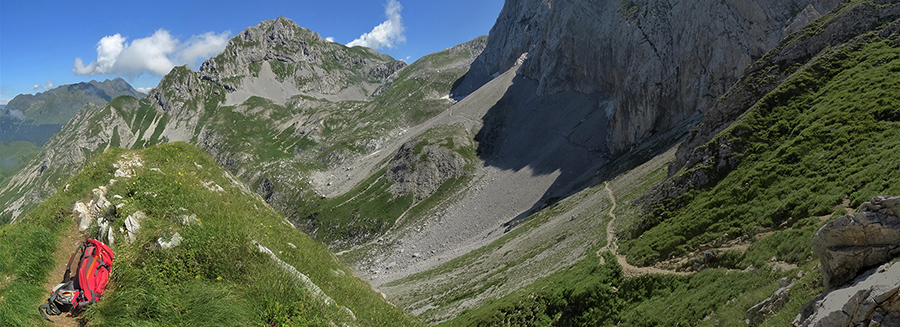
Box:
(813, 196), (900, 289)
(794, 261), (900, 327)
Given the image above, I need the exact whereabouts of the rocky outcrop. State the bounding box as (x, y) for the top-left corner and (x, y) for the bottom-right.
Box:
(386, 140), (467, 200)
(453, 0), (842, 156)
(747, 277), (797, 326)
(793, 261), (900, 327)
(198, 16), (405, 103)
(793, 195), (900, 326)
(814, 196), (900, 289)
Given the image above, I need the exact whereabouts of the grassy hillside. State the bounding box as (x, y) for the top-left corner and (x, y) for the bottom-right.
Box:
(621, 19), (900, 266)
(0, 143), (422, 326)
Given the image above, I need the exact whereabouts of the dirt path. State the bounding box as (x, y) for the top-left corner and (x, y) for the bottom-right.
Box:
(41, 224), (84, 327)
(597, 182), (688, 277)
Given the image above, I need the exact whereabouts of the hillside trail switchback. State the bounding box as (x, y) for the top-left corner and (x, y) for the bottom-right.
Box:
(597, 182), (688, 277)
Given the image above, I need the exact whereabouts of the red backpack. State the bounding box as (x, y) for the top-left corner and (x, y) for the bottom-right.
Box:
(38, 238), (114, 320)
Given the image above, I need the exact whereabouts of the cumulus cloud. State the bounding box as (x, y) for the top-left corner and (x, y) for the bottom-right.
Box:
(325, 37), (335, 43)
(136, 87), (154, 93)
(177, 32), (232, 66)
(347, 0), (406, 49)
(30, 80), (54, 90)
(73, 30), (230, 76)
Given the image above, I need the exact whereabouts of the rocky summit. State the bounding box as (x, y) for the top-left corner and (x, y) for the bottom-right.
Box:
(199, 16), (406, 103)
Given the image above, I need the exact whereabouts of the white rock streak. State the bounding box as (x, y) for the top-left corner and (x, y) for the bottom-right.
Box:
(253, 241), (356, 320)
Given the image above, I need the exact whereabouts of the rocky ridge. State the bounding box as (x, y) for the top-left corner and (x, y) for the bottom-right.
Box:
(0, 18), (485, 228)
(0, 100), (142, 222)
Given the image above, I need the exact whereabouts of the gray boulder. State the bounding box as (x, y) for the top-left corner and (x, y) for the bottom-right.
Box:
(793, 261), (900, 327)
(813, 196), (900, 289)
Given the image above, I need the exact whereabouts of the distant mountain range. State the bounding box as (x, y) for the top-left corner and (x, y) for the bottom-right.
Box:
(0, 78), (143, 146)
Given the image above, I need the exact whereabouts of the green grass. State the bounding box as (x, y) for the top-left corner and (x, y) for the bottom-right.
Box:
(295, 169), (415, 249)
(443, 252), (623, 327)
(0, 147), (127, 326)
(622, 31), (900, 266)
(444, 250), (795, 327)
(1, 143), (422, 326)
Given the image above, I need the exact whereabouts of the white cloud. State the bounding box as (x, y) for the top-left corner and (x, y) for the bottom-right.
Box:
(347, 0), (406, 50)
(74, 29), (231, 76)
(136, 87), (154, 93)
(0, 98), (14, 106)
(325, 37), (335, 43)
(178, 32), (231, 66)
(30, 80), (54, 90)
(5, 109), (25, 119)
(73, 34), (126, 75)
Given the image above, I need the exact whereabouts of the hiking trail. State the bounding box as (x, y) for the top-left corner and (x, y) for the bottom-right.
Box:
(597, 182), (688, 277)
(42, 223), (84, 327)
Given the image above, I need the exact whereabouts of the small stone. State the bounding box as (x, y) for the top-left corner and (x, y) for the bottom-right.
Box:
(157, 232), (183, 249)
(778, 277), (790, 288)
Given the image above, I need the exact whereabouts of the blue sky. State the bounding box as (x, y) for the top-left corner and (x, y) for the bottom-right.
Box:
(0, 0), (504, 104)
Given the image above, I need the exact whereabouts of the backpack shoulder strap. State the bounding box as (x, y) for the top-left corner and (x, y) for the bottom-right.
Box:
(62, 242), (87, 283)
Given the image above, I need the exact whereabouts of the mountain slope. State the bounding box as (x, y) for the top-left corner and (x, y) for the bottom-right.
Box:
(0, 18), (486, 227)
(4, 2), (899, 325)
(431, 1), (900, 325)
(626, 0), (900, 266)
(0, 143), (422, 326)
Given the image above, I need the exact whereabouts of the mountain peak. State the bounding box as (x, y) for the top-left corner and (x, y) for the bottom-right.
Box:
(237, 15), (323, 48)
(196, 16), (405, 103)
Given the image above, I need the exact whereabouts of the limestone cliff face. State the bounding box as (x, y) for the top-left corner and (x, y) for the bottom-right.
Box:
(454, 0), (841, 155)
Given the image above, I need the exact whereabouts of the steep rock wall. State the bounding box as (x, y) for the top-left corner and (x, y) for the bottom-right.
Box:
(454, 0), (841, 156)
